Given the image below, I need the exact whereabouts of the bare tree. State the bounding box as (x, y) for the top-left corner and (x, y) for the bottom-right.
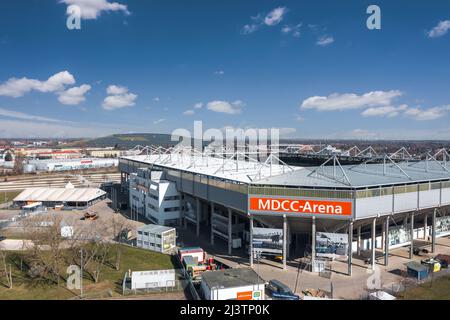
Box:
(0, 250), (13, 289)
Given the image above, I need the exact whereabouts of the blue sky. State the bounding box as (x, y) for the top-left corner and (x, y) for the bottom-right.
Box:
(0, 0), (449, 139)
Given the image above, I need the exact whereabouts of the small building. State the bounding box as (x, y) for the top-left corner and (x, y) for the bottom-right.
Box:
(136, 224), (177, 254)
(131, 269), (176, 290)
(13, 183), (107, 210)
(200, 268), (266, 300)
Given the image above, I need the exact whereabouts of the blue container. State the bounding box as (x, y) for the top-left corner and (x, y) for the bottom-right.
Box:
(407, 262), (429, 281)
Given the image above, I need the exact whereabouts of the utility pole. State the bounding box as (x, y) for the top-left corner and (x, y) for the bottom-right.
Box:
(80, 249), (83, 299)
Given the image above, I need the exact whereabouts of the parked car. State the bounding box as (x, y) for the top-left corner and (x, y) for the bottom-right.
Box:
(267, 279), (300, 300)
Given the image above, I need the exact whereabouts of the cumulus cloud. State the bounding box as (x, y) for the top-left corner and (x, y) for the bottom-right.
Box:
(404, 105), (450, 121)
(58, 84), (91, 105)
(361, 104), (408, 118)
(0, 71), (75, 98)
(316, 35), (334, 46)
(183, 110), (195, 116)
(61, 0), (130, 20)
(242, 7), (287, 34)
(301, 90), (402, 111)
(428, 20), (450, 38)
(194, 103), (203, 109)
(102, 85), (137, 110)
(207, 100), (245, 115)
(264, 7), (288, 26)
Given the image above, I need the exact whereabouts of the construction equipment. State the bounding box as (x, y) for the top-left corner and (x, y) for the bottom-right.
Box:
(84, 212), (98, 221)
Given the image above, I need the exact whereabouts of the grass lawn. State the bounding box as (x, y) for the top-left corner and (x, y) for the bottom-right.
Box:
(0, 244), (176, 300)
(0, 191), (21, 205)
(401, 275), (450, 300)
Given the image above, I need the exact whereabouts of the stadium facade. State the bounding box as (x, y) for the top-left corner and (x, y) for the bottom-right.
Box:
(119, 147), (450, 275)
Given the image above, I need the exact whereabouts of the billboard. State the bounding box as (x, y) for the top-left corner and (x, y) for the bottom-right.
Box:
(436, 216), (450, 237)
(316, 232), (348, 259)
(252, 227), (283, 255)
(249, 197), (352, 217)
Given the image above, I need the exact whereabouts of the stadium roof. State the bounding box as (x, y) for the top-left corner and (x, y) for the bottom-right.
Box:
(14, 186), (106, 203)
(257, 160), (450, 188)
(121, 151), (450, 189)
(121, 153), (301, 184)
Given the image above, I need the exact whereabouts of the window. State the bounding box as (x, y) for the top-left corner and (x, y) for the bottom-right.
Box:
(164, 207), (180, 212)
(164, 195), (180, 201)
(137, 231), (142, 235)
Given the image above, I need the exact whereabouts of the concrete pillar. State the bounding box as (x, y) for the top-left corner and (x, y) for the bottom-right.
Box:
(196, 198), (200, 237)
(357, 226), (361, 256)
(210, 202), (215, 245)
(228, 208), (232, 255)
(410, 212), (415, 259)
(384, 216), (389, 266)
(432, 208), (437, 253)
(283, 215), (287, 270)
(381, 220), (385, 251)
(424, 213), (428, 239)
(371, 218), (376, 270)
(249, 216), (254, 267)
(348, 220), (353, 276)
(311, 216), (316, 272)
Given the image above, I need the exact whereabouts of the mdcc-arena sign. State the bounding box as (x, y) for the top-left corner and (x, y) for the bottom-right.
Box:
(249, 197), (353, 217)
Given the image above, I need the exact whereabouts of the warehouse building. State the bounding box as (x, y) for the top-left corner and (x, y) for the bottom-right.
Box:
(23, 158), (118, 173)
(13, 183), (107, 209)
(119, 147), (450, 276)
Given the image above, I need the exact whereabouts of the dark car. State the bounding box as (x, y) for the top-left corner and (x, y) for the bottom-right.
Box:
(267, 279), (300, 300)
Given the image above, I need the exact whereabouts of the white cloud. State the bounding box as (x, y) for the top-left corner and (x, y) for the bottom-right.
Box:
(58, 84), (91, 105)
(428, 20), (450, 38)
(242, 24), (260, 35)
(404, 105), (450, 121)
(282, 23), (302, 37)
(0, 107), (63, 123)
(0, 71), (75, 98)
(194, 103), (203, 109)
(361, 104), (408, 118)
(242, 7), (287, 34)
(153, 118), (165, 125)
(106, 84), (128, 95)
(102, 85), (137, 110)
(301, 90), (402, 111)
(61, 0), (130, 20)
(264, 7), (287, 26)
(153, 97), (160, 102)
(207, 100), (245, 115)
(183, 110), (195, 116)
(316, 35), (334, 46)
(214, 70), (225, 75)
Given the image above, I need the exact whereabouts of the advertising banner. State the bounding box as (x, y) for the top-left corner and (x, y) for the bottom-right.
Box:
(316, 232), (348, 259)
(252, 227), (283, 255)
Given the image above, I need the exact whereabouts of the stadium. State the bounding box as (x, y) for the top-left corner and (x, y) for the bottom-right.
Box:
(119, 146), (450, 276)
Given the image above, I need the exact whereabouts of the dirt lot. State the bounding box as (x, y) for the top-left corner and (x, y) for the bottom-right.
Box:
(0, 200), (144, 242)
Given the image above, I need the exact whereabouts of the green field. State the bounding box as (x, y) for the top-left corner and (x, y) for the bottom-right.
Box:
(401, 275), (450, 300)
(0, 245), (176, 300)
(0, 191), (21, 205)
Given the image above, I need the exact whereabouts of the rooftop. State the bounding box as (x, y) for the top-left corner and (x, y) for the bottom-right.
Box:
(201, 267), (265, 289)
(137, 224), (175, 234)
(14, 185), (106, 203)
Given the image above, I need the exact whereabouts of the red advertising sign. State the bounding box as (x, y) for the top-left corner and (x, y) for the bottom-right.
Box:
(249, 197), (352, 216)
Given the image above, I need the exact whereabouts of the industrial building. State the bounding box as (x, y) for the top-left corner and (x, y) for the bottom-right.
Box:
(136, 224), (177, 253)
(23, 158), (118, 173)
(13, 183), (107, 209)
(119, 147), (450, 275)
